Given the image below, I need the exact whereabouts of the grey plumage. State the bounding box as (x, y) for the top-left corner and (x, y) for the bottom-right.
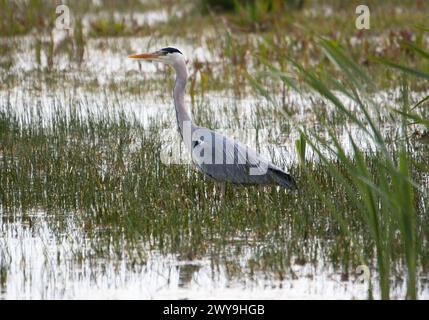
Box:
(190, 126), (297, 189)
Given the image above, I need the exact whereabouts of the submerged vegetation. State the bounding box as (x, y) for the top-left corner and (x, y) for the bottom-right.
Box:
(0, 0), (428, 299)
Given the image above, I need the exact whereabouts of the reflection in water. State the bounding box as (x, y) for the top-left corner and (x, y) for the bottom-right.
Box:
(1, 211), (427, 299)
(178, 264), (201, 288)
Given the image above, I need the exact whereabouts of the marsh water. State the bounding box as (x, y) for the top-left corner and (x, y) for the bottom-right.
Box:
(1, 29), (428, 300)
(0, 212), (378, 299)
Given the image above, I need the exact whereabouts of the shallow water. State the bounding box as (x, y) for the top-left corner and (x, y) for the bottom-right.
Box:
(3, 210), (427, 300)
(0, 80), (424, 168)
(1, 35), (428, 300)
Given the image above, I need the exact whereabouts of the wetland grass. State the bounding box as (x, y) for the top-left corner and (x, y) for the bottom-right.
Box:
(259, 37), (429, 299)
(1, 80), (428, 298)
(1, 0), (428, 299)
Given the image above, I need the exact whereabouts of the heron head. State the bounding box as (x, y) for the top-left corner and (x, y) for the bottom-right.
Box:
(128, 47), (184, 65)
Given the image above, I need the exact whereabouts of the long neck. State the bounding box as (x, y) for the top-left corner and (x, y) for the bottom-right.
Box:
(173, 61), (191, 135)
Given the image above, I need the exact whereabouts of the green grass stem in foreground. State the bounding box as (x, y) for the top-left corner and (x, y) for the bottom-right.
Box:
(259, 34), (429, 299)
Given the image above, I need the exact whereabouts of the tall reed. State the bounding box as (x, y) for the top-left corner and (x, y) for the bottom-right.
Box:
(260, 35), (429, 299)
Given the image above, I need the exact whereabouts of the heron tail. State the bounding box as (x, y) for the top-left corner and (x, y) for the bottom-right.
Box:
(268, 167), (297, 190)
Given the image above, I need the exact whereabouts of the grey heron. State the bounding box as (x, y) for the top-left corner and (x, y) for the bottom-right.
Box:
(129, 47), (297, 194)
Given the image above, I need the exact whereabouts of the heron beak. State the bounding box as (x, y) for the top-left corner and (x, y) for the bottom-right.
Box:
(128, 51), (161, 60)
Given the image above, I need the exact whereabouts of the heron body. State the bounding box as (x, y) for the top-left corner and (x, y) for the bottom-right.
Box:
(189, 126), (296, 188)
(129, 47), (296, 190)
